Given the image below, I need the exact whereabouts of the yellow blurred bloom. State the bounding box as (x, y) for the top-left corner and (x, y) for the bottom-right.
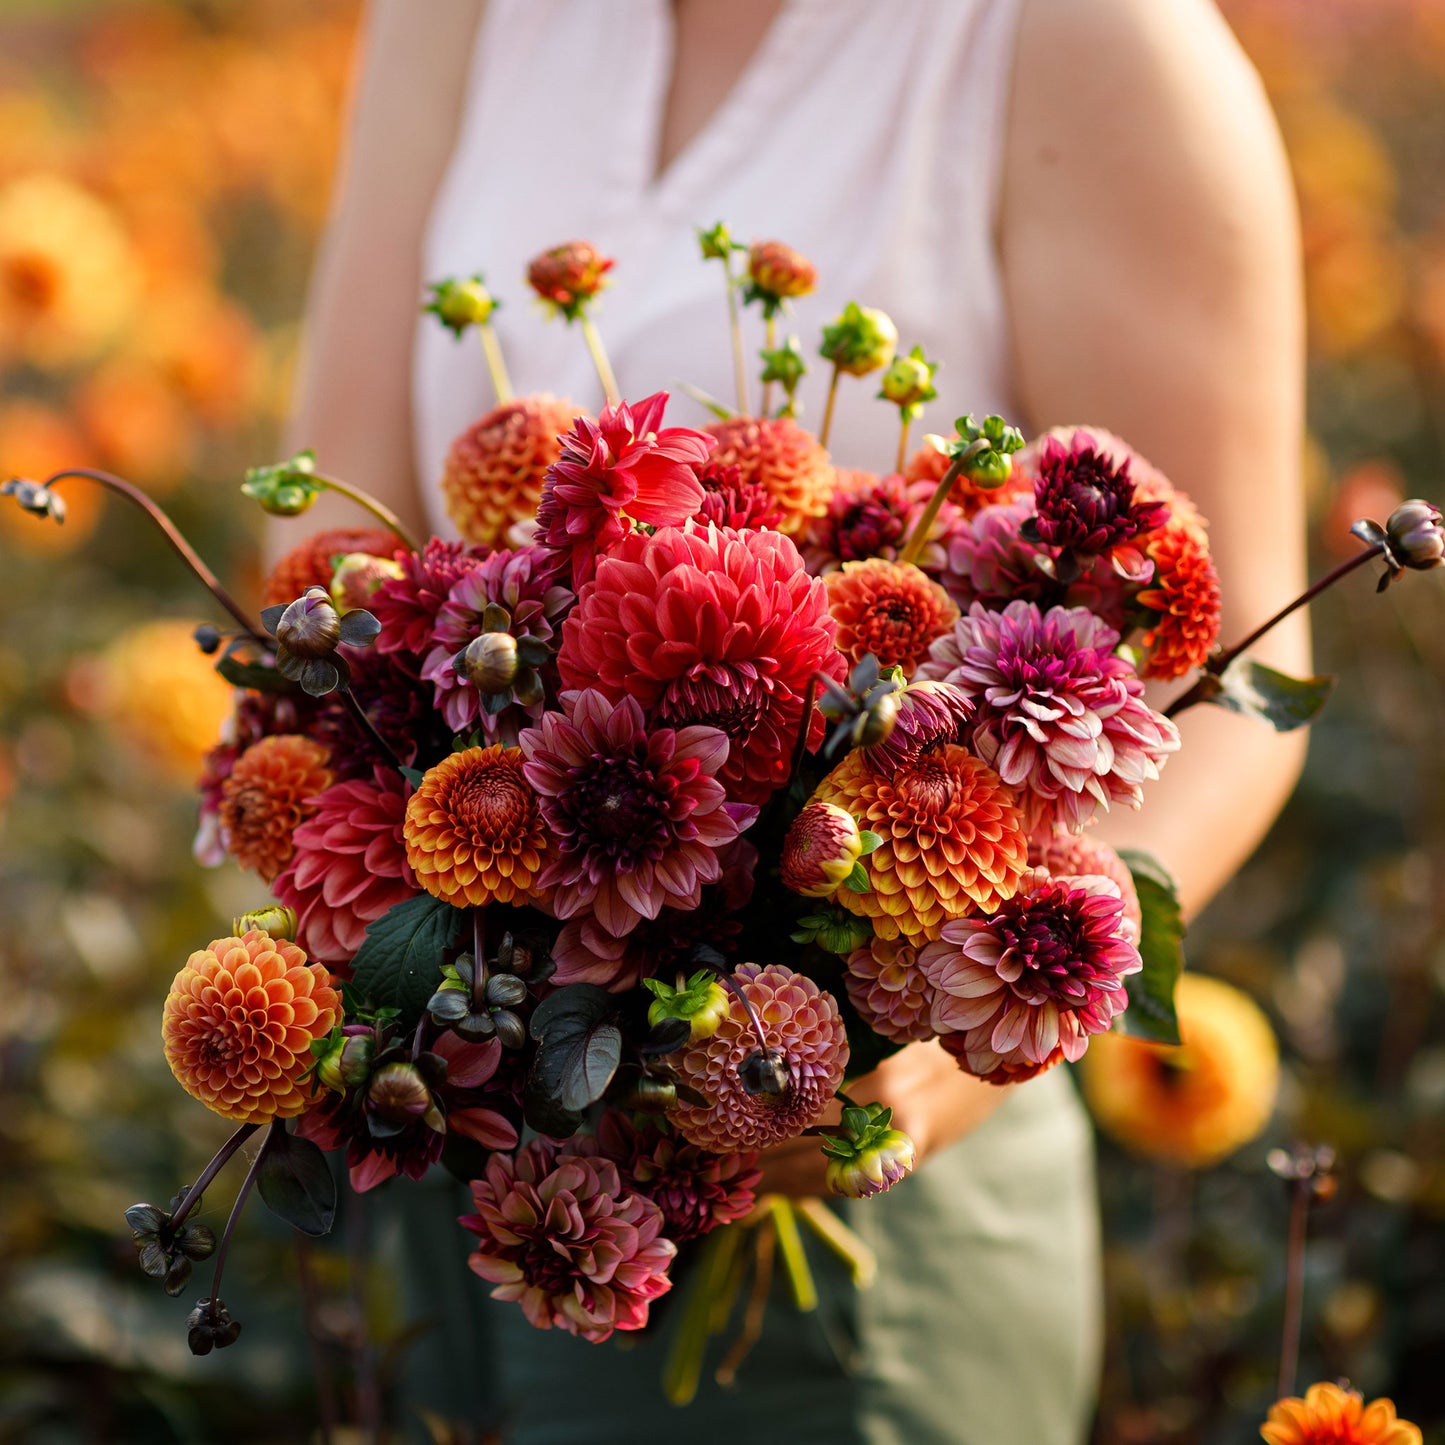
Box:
(1261, 1382), (1422, 1445)
(0, 173), (141, 369)
(1080, 973), (1279, 1168)
(0, 400), (103, 554)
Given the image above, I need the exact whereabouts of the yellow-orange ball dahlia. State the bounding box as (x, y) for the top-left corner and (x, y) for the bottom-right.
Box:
(263, 527), (403, 608)
(825, 558), (959, 675)
(1137, 521), (1222, 681)
(704, 415), (835, 535)
(811, 745), (1029, 941)
(219, 735), (333, 883)
(441, 394), (581, 549)
(162, 929), (340, 1123)
(1079, 973), (1279, 1168)
(403, 745), (552, 908)
(1261, 1383), (1422, 1445)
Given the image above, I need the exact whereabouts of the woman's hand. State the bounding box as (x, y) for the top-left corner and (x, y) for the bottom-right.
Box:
(756, 1041), (1010, 1197)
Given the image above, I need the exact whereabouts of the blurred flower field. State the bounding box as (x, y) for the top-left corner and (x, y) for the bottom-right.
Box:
(1, 1), (1444, 1441)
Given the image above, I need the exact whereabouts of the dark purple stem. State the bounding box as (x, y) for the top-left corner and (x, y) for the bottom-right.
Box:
(789, 675), (820, 781)
(337, 682), (406, 773)
(1278, 1179), (1311, 1398)
(169, 1122), (260, 1233)
(206, 1123), (275, 1323)
(714, 967), (769, 1056)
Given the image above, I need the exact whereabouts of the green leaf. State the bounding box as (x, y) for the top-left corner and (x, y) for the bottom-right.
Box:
(841, 862), (871, 894)
(349, 894), (465, 1024)
(857, 830), (882, 856)
(1207, 657), (1336, 733)
(399, 766), (426, 788)
(256, 1127), (336, 1237)
(215, 653), (292, 693)
(1117, 849), (1184, 1045)
(525, 984), (622, 1127)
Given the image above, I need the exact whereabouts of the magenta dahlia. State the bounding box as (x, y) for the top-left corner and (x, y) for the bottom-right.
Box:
(1031, 830), (1142, 941)
(557, 523), (844, 806)
(844, 936), (939, 1044)
(920, 871), (1141, 1083)
(921, 601), (1180, 833)
(596, 1114), (761, 1242)
(862, 678), (973, 775)
(271, 765), (418, 964)
(518, 689), (755, 938)
(669, 962), (849, 1154)
(691, 461), (783, 531)
(461, 1139), (676, 1341)
(370, 538), (488, 670)
(802, 470), (966, 577)
(534, 391), (715, 590)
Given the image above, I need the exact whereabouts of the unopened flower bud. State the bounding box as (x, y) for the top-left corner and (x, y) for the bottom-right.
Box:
(193, 623), (223, 655)
(187, 1298), (242, 1355)
(781, 802), (863, 898)
(645, 970), (731, 1042)
(822, 1102), (915, 1199)
(1385, 499), (1444, 572)
(232, 905), (298, 942)
(316, 1028), (373, 1093)
(747, 240), (818, 309)
(455, 632), (519, 693)
(276, 587), (342, 659)
(241, 451), (321, 517)
(484, 973), (528, 1009)
(738, 1048), (790, 1098)
(526, 241), (615, 317)
(854, 687), (899, 748)
(622, 1075), (678, 1112)
(331, 552), (404, 612)
(492, 1009), (527, 1051)
(424, 275), (498, 336)
(367, 1061), (432, 1128)
(878, 344), (938, 419)
(820, 302), (898, 377)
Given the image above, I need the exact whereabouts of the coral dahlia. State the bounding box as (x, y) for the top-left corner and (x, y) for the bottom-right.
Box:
(811, 745), (1029, 941)
(262, 527), (402, 609)
(271, 765), (419, 965)
(691, 460), (783, 532)
(518, 690), (754, 938)
(558, 524), (842, 806)
(461, 1138), (675, 1342)
(403, 745), (552, 909)
(920, 871), (1141, 1083)
(703, 414), (835, 535)
(441, 395), (579, 549)
(844, 936), (938, 1044)
(1261, 1384), (1421, 1445)
(370, 538), (488, 670)
(669, 962), (849, 1153)
(1136, 520), (1222, 681)
(162, 929), (340, 1123)
(922, 601), (1180, 833)
(219, 734), (333, 882)
(825, 558), (959, 675)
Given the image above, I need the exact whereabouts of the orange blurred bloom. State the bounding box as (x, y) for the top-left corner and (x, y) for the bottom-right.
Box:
(74, 358), (193, 488)
(825, 557), (958, 674)
(133, 285), (266, 427)
(220, 735), (334, 882)
(1261, 1382), (1422, 1445)
(162, 929), (340, 1123)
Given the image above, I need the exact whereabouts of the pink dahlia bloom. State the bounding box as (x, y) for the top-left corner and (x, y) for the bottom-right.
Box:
(460, 1138), (676, 1341)
(862, 678), (973, 775)
(844, 936), (938, 1043)
(802, 470), (966, 577)
(597, 1113), (761, 1243)
(922, 600), (1180, 833)
(557, 523), (844, 806)
(271, 765), (419, 965)
(534, 391), (715, 590)
(691, 461), (783, 532)
(920, 871), (1141, 1082)
(669, 962), (849, 1153)
(370, 538), (487, 670)
(1031, 830), (1142, 941)
(519, 689), (756, 937)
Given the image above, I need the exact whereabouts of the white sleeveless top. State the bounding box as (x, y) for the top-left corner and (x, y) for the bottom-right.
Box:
(412, 0), (1025, 536)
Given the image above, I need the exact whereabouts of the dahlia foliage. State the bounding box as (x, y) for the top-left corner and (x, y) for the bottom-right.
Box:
(59, 229), (1374, 1360)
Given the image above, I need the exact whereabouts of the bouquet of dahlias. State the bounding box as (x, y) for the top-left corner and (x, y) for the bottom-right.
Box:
(6, 228), (1439, 1379)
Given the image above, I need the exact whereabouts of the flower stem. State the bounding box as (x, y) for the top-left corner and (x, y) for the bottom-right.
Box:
(1278, 1177), (1311, 1398)
(761, 315), (778, 418)
(205, 1123), (274, 1323)
(899, 450), (977, 567)
(312, 472), (421, 554)
(818, 363), (842, 450)
(337, 682), (406, 774)
(348, 1190), (382, 1444)
(40, 469), (261, 637)
(788, 674), (820, 782)
(170, 1122), (261, 1233)
(579, 313), (620, 406)
(795, 1198), (877, 1288)
(478, 322), (513, 406)
(895, 419), (911, 477)
(714, 1223), (776, 1387)
(766, 1196), (818, 1312)
(724, 258), (748, 415)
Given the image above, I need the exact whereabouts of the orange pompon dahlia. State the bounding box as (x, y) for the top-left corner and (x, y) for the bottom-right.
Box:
(1261, 1383), (1422, 1445)
(811, 745), (1029, 941)
(263, 527), (403, 608)
(704, 414), (835, 535)
(162, 929), (340, 1123)
(403, 745), (552, 909)
(825, 558), (959, 675)
(904, 436), (1031, 518)
(219, 735), (333, 882)
(1136, 521), (1223, 681)
(441, 394), (580, 549)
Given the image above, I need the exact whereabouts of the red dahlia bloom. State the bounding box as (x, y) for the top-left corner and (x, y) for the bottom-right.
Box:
(691, 461), (783, 531)
(534, 391), (714, 590)
(370, 538), (488, 670)
(557, 524), (844, 805)
(519, 689), (756, 938)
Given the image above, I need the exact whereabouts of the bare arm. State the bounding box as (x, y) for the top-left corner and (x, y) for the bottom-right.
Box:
(278, 0), (485, 550)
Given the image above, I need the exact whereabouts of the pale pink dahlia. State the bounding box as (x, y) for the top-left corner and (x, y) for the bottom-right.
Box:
(534, 391), (714, 590)
(370, 538), (487, 671)
(271, 765), (419, 965)
(844, 936), (938, 1043)
(557, 524), (844, 806)
(518, 689), (756, 938)
(669, 962), (849, 1154)
(1031, 831), (1142, 941)
(920, 871), (1141, 1083)
(460, 1139), (675, 1342)
(922, 601), (1180, 833)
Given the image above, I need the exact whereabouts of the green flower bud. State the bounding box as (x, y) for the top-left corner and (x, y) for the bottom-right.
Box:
(878, 344), (938, 421)
(644, 970), (731, 1042)
(820, 302), (898, 377)
(330, 552), (404, 612)
(821, 1102), (915, 1198)
(423, 275), (498, 337)
(696, 221), (739, 262)
(232, 905), (298, 942)
(241, 451), (322, 517)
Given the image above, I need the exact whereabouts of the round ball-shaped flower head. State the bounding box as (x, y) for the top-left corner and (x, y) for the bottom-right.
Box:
(905, 436), (1032, 518)
(1135, 519), (1223, 680)
(219, 735), (334, 883)
(811, 745), (1029, 941)
(781, 801), (863, 898)
(703, 415), (835, 535)
(1079, 973), (1279, 1168)
(597, 1113), (762, 1243)
(518, 689), (755, 937)
(525, 240), (615, 315)
(369, 538), (488, 668)
(669, 963), (849, 1153)
(1384, 498), (1445, 572)
(262, 527), (402, 609)
(845, 936), (938, 1043)
(272, 765), (419, 964)
(461, 1138), (675, 1342)
(922, 601), (1181, 834)
(825, 558), (959, 675)
(1261, 1383), (1422, 1445)
(746, 239), (817, 304)
(920, 871), (1142, 1083)
(441, 395), (580, 549)
(162, 929), (340, 1122)
(403, 745), (552, 909)
(558, 524), (843, 806)
(1030, 831), (1142, 940)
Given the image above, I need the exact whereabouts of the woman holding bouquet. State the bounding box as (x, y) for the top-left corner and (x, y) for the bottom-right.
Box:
(287, 0), (1309, 1438)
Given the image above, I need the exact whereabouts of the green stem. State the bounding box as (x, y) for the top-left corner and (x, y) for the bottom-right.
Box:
(724, 258), (748, 415)
(579, 313), (620, 406)
(898, 448), (980, 567)
(312, 473), (421, 554)
(767, 1197), (818, 1312)
(478, 322), (513, 406)
(818, 363), (841, 449)
(761, 314), (777, 417)
(895, 419), (911, 477)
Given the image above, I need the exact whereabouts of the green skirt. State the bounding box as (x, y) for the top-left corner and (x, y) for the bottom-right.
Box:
(389, 1065), (1101, 1444)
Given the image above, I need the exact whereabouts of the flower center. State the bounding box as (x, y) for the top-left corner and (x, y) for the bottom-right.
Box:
(453, 769), (531, 839)
(3, 252), (60, 312)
